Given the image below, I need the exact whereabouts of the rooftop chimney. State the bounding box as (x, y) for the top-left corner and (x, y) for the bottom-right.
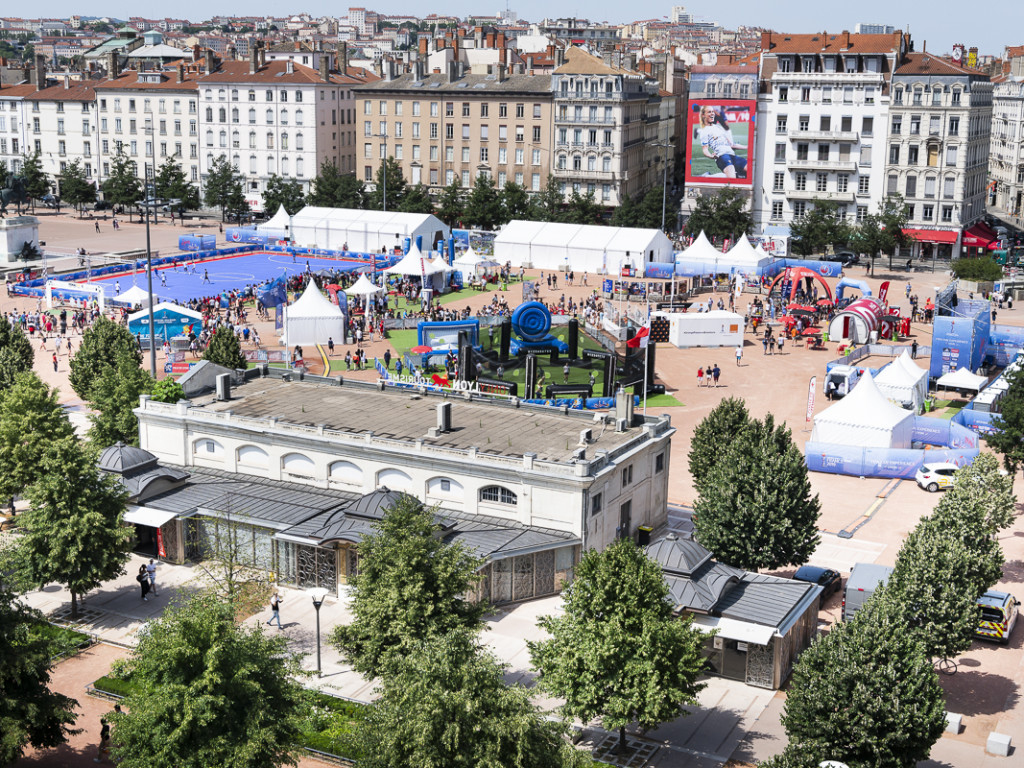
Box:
(176, 62), (185, 83)
(34, 53), (46, 90)
(204, 49), (215, 73)
(249, 45), (258, 74)
(446, 60), (457, 83)
(319, 53), (330, 82)
(286, 59), (294, 75)
(340, 42), (348, 72)
(227, 44), (236, 61)
(258, 42), (266, 69)
(496, 62), (506, 82)
(419, 36), (428, 55)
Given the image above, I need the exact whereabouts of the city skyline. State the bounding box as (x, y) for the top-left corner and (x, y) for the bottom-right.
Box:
(16, 2), (1022, 59)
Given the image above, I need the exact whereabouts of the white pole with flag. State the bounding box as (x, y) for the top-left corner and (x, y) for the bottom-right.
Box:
(626, 299), (653, 416)
(805, 375), (817, 431)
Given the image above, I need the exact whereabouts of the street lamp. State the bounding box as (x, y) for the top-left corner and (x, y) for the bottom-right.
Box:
(307, 587), (329, 677)
(376, 131), (389, 211)
(143, 161), (157, 377)
(649, 140), (673, 232)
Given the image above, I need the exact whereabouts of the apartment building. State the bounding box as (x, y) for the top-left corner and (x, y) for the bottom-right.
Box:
(886, 52), (992, 258)
(551, 47), (668, 206)
(22, 73), (99, 196)
(94, 61), (202, 189)
(198, 51), (371, 211)
(0, 83), (33, 175)
(990, 49), (1024, 222)
(354, 62), (554, 195)
(752, 31), (910, 230)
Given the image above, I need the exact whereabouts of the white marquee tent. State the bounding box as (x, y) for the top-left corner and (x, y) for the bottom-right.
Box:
(286, 207), (449, 253)
(493, 220), (673, 273)
(257, 204), (291, 239)
(723, 234), (773, 275)
(116, 284), (159, 307)
(811, 373), (915, 449)
(936, 367), (988, 391)
(384, 245), (450, 292)
(874, 350), (929, 412)
(345, 274), (383, 295)
(282, 281), (346, 347)
(674, 231), (727, 275)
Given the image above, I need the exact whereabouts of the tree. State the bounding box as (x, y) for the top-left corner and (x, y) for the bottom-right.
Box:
(58, 158), (96, 215)
(69, 316), (143, 400)
(781, 586), (946, 768)
(951, 257), (1004, 282)
(101, 148), (143, 213)
(365, 157), (407, 211)
(307, 160), (365, 208)
(329, 494), (485, 678)
(87, 353), (155, 446)
(987, 365), (1024, 474)
(693, 413), (820, 571)
(463, 172), (505, 229)
(501, 181), (533, 221)
(850, 195), (911, 274)
(636, 185), (676, 231)
(361, 630), (580, 768)
(203, 155), (247, 221)
(20, 151), (50, 204)
(203, 326), (248, 370)
(0, 372), (75, 512)
(0, 587), (80, 764)
(534, 176), (565, 222)
(611, 193), (639, 227)
(436, 178), (465, 226)
(683, 187), (753, 243)
(0, 319), (34, 392)
(398, 183), (435, 214)
(110, 594), (306, 768)
(788, 200), (851, 257)
(563, 189), (602, 225)
(529, 539), (706, 751)
(153, 156), (200, 214)
(688, 397), (751, 498)
(262, 174), (306, 216)
(14, 436), (132, 617)
(150, 377), (185, 404)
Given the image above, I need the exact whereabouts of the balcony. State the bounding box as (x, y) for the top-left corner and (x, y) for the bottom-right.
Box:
(557, 91), (620, 101)
(555, 115), (617, 126)
(789, 129), (859, 142)
(553, 167), (616, 179)
(788, 158), (857, 171)
(772, 71), (885, 86)
(785, 189), (856, 203)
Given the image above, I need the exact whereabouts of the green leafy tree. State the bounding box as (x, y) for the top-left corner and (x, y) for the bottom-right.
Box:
(693, 413), (820, 571)
(850, 195), (911, 274)
(202, 326), (248, 370)
(110, 594), (306, 768)
(950, 257), (1004, 282)
(329, 494), (485, 678)
(788, 200), (851, 257)
(398, 183), (436, 214)
(0, 372), (75, 512)
(20, 151), (50, 204)
(534, 175), (565, 222)
(0, 319), (34, 392)
(150, 377), (185, 404)
(203, 155), (247, 221)
(58, 158), (96, 215)
(365, 157), (407, 211)
(688, 397), (751, 497)
(636, 185), (676, 231)
(0, 587), (80, 764)
(262, 174), (306, 216)
(153, 156), (200, 213)
(436, 178), (465, 226)
(611, 192), (639, 227)
(781, 586), (946, 768)
(683, 187), (753, 243)
(501, 181), (533, 221)
(463, 172), (505, 229)
(361, 630), (581, 768)
(563, 189), (602, 225)
(529, 539), (706, 751)
(15, 436), (132, 617)
(307, 160), (364, 208)
(101, 148), (143, 213)
(87, 353), (155, 446)
(69, 316), (143, 400)
(987, 365), (1024, 474)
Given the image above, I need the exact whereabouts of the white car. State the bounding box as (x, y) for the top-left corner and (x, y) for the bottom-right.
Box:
(915, 462), (958, 492)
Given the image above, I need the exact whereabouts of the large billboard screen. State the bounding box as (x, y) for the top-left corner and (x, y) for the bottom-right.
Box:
(686, 100), (755, 187)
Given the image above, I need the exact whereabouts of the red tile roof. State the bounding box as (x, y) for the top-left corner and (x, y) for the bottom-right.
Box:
(762, 31), (904, 55)
(895, 52), (989, 78)
(0, 83), (37, 98)
(23, 79), (98, 102)
(94, 68), (202, 91)
(197, 59), (373, 86)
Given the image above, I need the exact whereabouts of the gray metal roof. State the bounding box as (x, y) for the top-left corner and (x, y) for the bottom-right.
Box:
(714, 575), (820, 628)
(99, 442), (160, 474)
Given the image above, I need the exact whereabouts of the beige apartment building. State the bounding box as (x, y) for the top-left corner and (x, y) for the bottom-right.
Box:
(354, 63), (554, 197)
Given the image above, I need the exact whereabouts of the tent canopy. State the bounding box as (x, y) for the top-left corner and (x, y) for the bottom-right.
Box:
(116, 285), (158, 306)
(283, 281), (346, 347)
(937, 367), (988, 391)
(875, 351), (928, 411)
(287, 206), (449, 252)
(811, 373), (915, 448)
(345, 274), (383, 295)
(385, 244), (440, 276)
(452, 246), (485, 269)
(494, 220), (673, 273)
(258, 204), (290, 234)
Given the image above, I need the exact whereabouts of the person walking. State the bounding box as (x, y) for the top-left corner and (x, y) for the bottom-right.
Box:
(712, 364), (721, 387)
(777, 335), (784, 354)
(266, 591), (283, 629)
(146, 559), (159, 596)
(383, 349), (392, 369)
(327, 337), (335, 356)
(94, 718), (110, 763)
(136, 565), (151, 601)
(697, 366), (704, 387)
(52, 352), (58, 372)
(735, 346), (742, 366)
(911, 339), (919, 359)
(344, 350), (352, 370)
(94, 220), (101, 233)
(563, 362), (570, 384)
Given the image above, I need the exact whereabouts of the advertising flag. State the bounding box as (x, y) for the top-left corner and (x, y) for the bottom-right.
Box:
(806, 376), (817, 422)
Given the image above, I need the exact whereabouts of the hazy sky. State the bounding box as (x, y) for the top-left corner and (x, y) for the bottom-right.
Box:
(51, 2), (1020, 57)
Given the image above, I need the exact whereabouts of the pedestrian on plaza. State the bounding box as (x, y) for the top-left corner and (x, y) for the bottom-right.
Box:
(777, 335), (785, 354)
(136, 565), (151, 601)
(266, 591), (283, 629)
(383, 349), (392, 369)
(344, 350), (352, 370)
(762, 335), (770, 355)
(911, 340), (918, 359)
(712, 364), (721, 387)
(94, 718), (110, 763)
(94, 221), (100, 233)
(563, 363), (570, 384)
(146, 559), (159, 596)
(697, 366), (704, 387)
(327, 337), (335, 356)
(735, 346), (742, 366)
(52, 352), (57, 372)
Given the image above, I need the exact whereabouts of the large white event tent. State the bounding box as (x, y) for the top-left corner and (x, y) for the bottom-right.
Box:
(282, 281), (346, 347)
(936, 367), (988, 391)
(723, 234), (773, 275)
(874, 350), (929, 412)
(116, 284), (158, 307)
(493, 221), (673, 273)
(345, 274), (383, 296)
(286, 207), (449, 252)
(674, 231), (727, 275)
(811, 373), (915, 449)
(257, 204), (291, 239)
(384, 244), (450, 292)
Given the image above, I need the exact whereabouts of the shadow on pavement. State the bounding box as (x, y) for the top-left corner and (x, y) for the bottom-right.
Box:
(940, 668), (1019, 717)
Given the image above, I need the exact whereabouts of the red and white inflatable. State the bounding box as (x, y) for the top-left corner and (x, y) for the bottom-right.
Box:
(828, 297), (884, 344)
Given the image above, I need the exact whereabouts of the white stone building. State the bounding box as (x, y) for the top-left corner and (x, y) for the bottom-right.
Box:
(22, 74), (99, 197)
(991, 51), (1024, 224)
(0, 83), (33, 176)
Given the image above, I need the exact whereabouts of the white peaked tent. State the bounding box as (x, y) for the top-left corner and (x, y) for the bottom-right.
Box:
(384, 244), (432, 276)
(937, 367), (988, 391)
(282, 281), (346, 346)
(875, 350), (928, 411)
(345, 274), (382, 295)
(116, 285), (158, 306)
(452, 246), (485, 279)
(811, 373), (915, 448)
(675, 230), (728, 275)
(258, 204), (291, 238)
(723, 234), (772, 275)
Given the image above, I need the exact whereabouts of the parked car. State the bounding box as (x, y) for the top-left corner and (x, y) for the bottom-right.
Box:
(793, 565), (842, 598)
(915, 462), (958, 492)
(93, 200), (111, 211)
(976, 590), (1020, 644)
(835, 251), (860, 267)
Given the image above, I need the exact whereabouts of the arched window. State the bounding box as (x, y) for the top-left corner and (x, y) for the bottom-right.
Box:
(237, 445), (268, 468)
(248, 108), (256, 124)
(266, 90), (273, 101)
(205, 107), (213, 122)
(377, 468), (412, 490)
(282, 452), (315, 477)
(217, 88), (225, 101)
(329, 460), (363, 486)
(266, 109), (274, 123)
(295, 132), (303, 151)
(281, 132), (289, 150)
(480, 485), (517, 505)
(231, 89), (239, 101)
(280, 108), (288, 125)
(427, 476), (464, 500)
(232, 154), (240, 170)
(295, 109), (303, 125)
(266, 132), (274, 149)
(193, 437), (224, 459)
(204, 88), (212, 99)
(205, 129), (213, 146)
(247, 89), (256, 101)
(249, 154), (257, 173)
(281, 156), (289, 175)
(266, 156), (275, 174)
(231, 108), (238, 123)
(231, 130), (239, 148)
(218, 130), (226, 147)
(296, 157), (304, 177)
(248, 131), (256, 148)
(218, 107), (226, 123)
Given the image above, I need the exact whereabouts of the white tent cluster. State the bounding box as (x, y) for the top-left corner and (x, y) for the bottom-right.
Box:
(811, 373), (915, 449)
(282, 281), (346, 347)
(675, 232), (772, 276)
(283, 207), (449, 253)
(874, 351), (929, 412)
(493, 221), (674, 273)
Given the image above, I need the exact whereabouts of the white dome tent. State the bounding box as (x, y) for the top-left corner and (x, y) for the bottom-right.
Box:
(811, 373), (915, 449)
(116, 284), (159, 307)
(874, 350), (929, 412)
(675, 230), (728, 275)
(723, 234), (772, 276)
(282, 281), (346, 347)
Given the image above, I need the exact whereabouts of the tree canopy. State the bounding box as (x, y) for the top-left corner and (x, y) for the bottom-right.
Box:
(365, 157), (407, 211)
(262, 174), (306, 216)
(68, 316), (143, 400)
(849, 195), (911, 273)
(562, 190), (602, 225)
(307, 160), (365, 209)
(398, 183), (436, 214)
(87, 353), (155, 447)
(529, 539), (706, 750)
(153, 156), (200, 213)
(20, 151), (50, 202)
(683, 187), (753, 242)
(987, 365), (1024, 474)
(501, 181), (534, 221)
(463, 172), (505, 229)
(202, 326), (248, 370)
(0, 319), (34, 393)
(101, 148), (143, 211)
(203, 155), (247, 221)
(329, 494), (485, 678)
(58, 158), (96, 214)
(436, 179), (464, 226)
(688, 397), (750, 498)
(788, 200), (851, 257)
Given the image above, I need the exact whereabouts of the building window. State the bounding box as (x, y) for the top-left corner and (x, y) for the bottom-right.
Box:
(591, 492), (603, 515)
(906, 175), (917, 197)
(941, 205), (953, 222)
(856, 205), (868, 222)
(480, 486), (517, 505)
(778, 86), (788, 103)
(774, 143), (786, 162)
(837, 174), (849, 193)
(922, 204), (934, 220)
(793, 201), (806, 219)
(621, 465), (633, 486)
(771, 201), (783, 220)
(816, 173), (828, 192)
(776, 115), (787, 134)
(795, 172), (807, 191)
(858, 176), (870, 195)
(655, 453), (665, 473)
(889, 144), (900, 164)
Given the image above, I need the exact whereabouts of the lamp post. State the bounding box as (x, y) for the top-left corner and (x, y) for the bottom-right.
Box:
(648, 140), (673, 232)
(376, 131), (389, 211)
(307, 587), (329, 677)
(143, 161), (156, 377)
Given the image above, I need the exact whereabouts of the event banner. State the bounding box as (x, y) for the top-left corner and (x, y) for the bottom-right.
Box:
(685, 100), (755, 187)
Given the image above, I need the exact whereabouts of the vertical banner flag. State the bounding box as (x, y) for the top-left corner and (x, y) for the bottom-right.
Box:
(806, 376), (817, 422)
(878, 281), (890, 303)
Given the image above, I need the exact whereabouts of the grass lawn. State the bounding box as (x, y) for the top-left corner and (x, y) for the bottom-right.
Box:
(640, 393), (685, 408)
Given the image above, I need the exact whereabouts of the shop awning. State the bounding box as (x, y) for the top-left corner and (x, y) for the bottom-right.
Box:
(690, 615), (777, 645)
(963, 222), (1000, 249)
(123, 505), (178, 528)
(903, 228), (958, 244)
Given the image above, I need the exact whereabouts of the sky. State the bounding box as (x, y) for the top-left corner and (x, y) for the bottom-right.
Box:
(41, 2), (1023, 57)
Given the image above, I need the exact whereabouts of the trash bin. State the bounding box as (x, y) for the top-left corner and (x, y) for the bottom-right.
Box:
(637, 526), (654, 546)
